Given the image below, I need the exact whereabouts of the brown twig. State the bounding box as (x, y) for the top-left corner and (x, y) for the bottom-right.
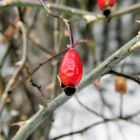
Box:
(0, 21), (27, 114)
(39, 0), (64, 21)
(24, 65), (45, 98)
(28, 35), (53, 56)
(67, 21), (74, 48)
(30, 79), (45, 98)
(0, 44), (12, 69)
(75, 95), (105, 118)
(27, 8), (40, 35)
(39, 0), (74, 48)
(50, 117), (131, 140)
(120, 93), (123, 117)
(23, 85), (37, 113)
(109, 70), (140, 84)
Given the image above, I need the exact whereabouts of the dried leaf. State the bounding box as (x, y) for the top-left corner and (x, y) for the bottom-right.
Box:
(114, 76), (127, 94)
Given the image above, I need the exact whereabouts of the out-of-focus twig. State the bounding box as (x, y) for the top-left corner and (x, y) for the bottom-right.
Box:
(109, 70), (140, 84)
(50, 117), (131, 140)
(27, 8), (40, 35)
(29, 35), (53, 56)
(0, 21), (27, 114)
(24, 65), (45, 98)
(75, 95), (104, 118)
(23, 85), (36, 114)
(120, 94), (123, 117)
(0, 45), (11, 69)
(0, 1), (140, 23)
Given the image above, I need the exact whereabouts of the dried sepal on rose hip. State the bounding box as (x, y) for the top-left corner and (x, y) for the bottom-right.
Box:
(97, 0), (116, 17)
(59, 48), (83, 96)
(114, 76), (127, 94)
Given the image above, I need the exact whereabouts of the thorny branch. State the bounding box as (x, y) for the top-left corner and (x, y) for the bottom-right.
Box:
(12, 35), (140, 140)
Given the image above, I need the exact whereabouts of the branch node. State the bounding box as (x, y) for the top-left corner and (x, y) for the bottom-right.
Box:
(12, 121), (27, 128)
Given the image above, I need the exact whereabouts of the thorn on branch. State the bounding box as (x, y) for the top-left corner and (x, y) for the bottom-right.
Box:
(12, 121), (27, 128)
(25, 65), (45, 98)
(128, 41), (140, 52)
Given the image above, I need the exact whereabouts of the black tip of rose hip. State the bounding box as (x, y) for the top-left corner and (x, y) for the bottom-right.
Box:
(64, 86), (76, 96)
(103, 9), (111, 17)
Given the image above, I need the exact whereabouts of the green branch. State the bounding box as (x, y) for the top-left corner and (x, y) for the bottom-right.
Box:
(12, 35), (140, 140)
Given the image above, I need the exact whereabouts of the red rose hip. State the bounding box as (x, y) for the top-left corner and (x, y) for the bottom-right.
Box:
(97, 0), (116, 17)
(59, 48), (83, 96)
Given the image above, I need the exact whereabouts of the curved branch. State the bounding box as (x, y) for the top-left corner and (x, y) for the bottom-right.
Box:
(109, 70), (140, 84)
(0, 21), (27, 114)
(75, 95), (104, 118)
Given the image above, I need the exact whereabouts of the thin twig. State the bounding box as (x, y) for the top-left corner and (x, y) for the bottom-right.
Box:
(120, 94), (123, 117)
(29, 35), (53, 56)
(127, 110), (140, 118)
(109, 70), (140, 84)
(67, 21), (74, 48)
(52, 17), (59, 97)
(23, 85), (37, 114)
(0, 44), (12, 69)
(30, 79), (45, 98)
(24, 65), (45, 98)
(0, 21), (27, 114)
(39, 0), (74, 48)
(27, 8), (40, 35)
(50, 117), (129, 140)
(75, 95), (104, 118)
(39, 0), (64, 20)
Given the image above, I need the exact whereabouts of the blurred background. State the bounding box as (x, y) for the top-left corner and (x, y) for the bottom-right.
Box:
(0, 0), (140, 140)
